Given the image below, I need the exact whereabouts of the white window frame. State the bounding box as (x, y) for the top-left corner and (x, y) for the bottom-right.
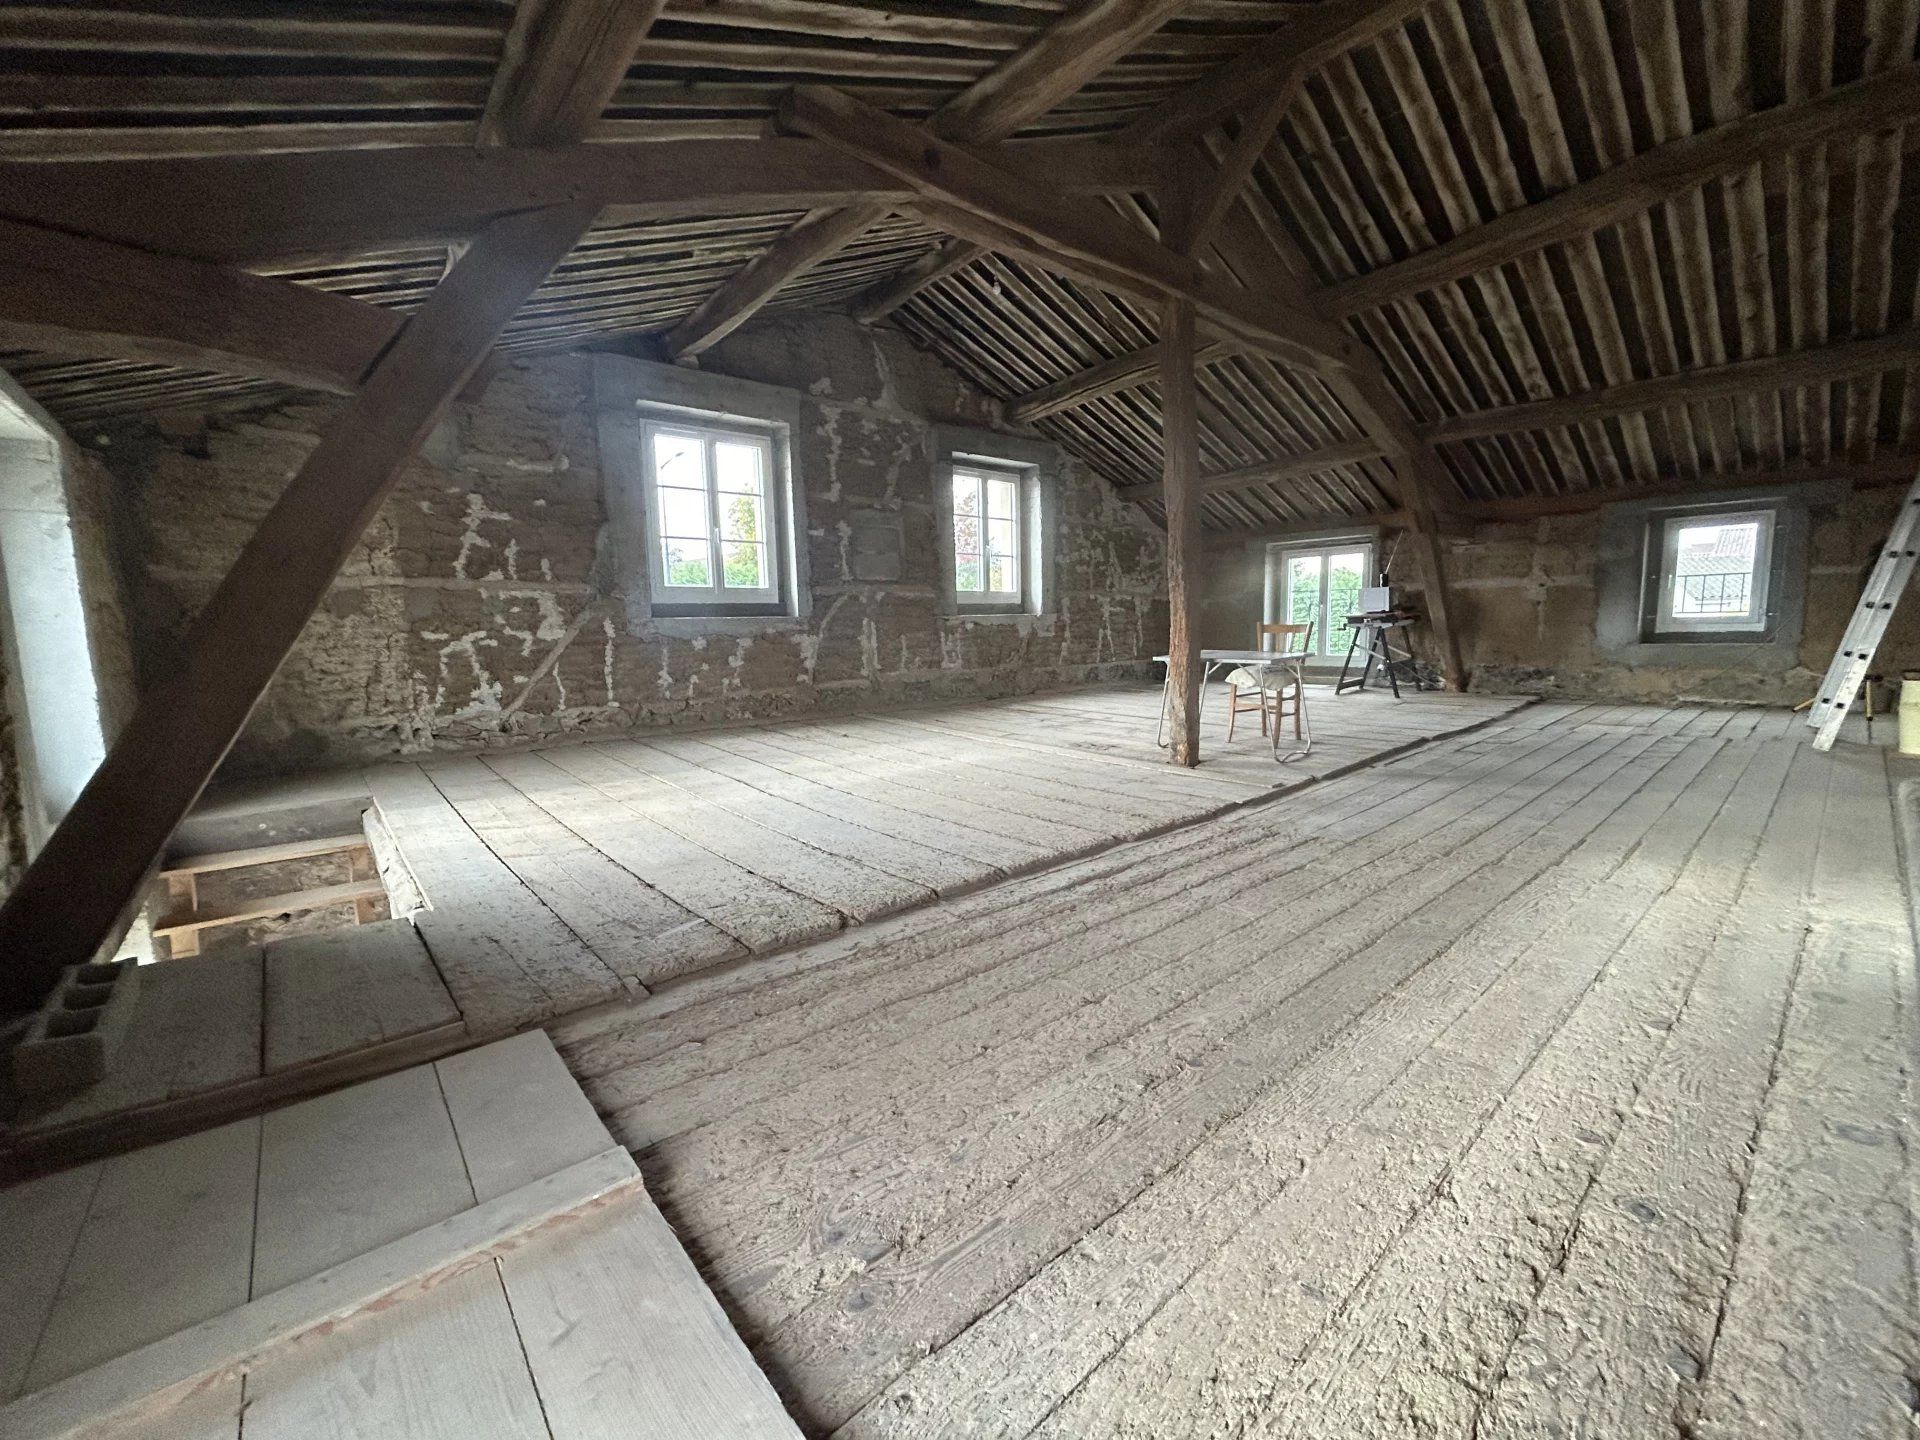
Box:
(641, 416), (781, 613)
(1644, 505), (1777, 639)
(949, 459), (1029, 611)
(1265, 537), (1377, 662)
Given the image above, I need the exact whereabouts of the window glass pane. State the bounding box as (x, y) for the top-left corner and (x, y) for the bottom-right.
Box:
(986, 518), (1018, 562)
(1326, 551), (1367, 649)
(986, 477), (1018, 519)
(988, 554), (1019, 593)
(714, 440), (764, 495)
(1286, 555), (1323, 631)
(719, 492), (762, 543)
(721, 542), (766, 590)
(955, 553), (983, 592)
(663, 538), (711, 588)
(657, 485), (708, 538)
(953, 474), (980, 515)
(652, 431), (703, 488)
(1669, 519), (1759, 619)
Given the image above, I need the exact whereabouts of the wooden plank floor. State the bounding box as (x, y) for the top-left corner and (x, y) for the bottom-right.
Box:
(5, 683), (1524, 1166)
(385, 682), (1532, 1015)
(1, 1033), (798, 1439)
(552, 701), (1920, 1439)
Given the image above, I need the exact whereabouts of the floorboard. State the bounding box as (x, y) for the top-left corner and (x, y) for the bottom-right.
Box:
(554, 703), (1920, 1440)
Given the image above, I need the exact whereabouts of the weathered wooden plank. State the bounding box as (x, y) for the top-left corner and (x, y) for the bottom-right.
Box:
(430, 754), (743, 986)
(365, 762), (628, 1036)
(484, 749), (841, 953)
(21, 1120), (260, 1393)
(262, 919), (462, 1074)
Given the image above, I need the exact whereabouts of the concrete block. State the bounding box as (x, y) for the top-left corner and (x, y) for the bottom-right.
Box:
(12, 957), (140, 1095)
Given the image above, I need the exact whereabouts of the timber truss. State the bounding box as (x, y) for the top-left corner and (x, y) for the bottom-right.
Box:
(0, 0), (1914, 1007)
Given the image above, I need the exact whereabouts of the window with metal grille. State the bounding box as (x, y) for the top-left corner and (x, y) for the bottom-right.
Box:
(1642, 506), (1777, 640)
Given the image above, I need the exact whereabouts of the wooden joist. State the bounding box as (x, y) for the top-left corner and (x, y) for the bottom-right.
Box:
(1120, 0), (1437, 144)
(1127, 438), (1393, 505)
(779, 85), (1363, 376)
(1321, 61), (1920, 320)
(851, 239), (987, 325)
(153, 879), (387, 942)
(1003, 62), (1920, 431)
(661, 0), (1199, 358)
(0, 202), (598, 1014)
(0, 139), (1157, 270)
(0, 217), (399, 394)
(478, 0), (668, 146)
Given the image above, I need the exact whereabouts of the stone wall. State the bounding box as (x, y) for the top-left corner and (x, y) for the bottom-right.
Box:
(91, 313), (1167, 776)
(1442, 485), (1919, 703)
(1198, 485), (1916, 706)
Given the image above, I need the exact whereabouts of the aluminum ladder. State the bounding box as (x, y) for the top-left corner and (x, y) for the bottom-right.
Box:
(1807, 465), (1920, 751)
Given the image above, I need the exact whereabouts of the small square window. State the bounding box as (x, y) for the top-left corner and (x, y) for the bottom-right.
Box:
(1642, 506), (1777, 641)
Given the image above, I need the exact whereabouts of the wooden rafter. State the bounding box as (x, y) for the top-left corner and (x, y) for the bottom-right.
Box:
(0, 217), (399, 393)
(1126, 438), (1391, 504)
(0, 139), (1160, 270)
(479, 0), (668, 146)
(661, 0), (1201, 358)
(778, 86), (1363, 376)
(850, 239), (987, 325)
(0, 203), (598, 1013)
(856, 0), (1414, 324)
(1118, 0), (1437, 144)
(1005, 61), (1920, 426)
(1129, 326), (1920, 506)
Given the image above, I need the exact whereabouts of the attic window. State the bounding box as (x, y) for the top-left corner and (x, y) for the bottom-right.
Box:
(1641, 506), (1778, 641)
(642, 414), (787, 617)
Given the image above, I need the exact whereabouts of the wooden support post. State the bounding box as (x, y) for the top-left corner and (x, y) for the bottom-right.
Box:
(0, 202), (597, 1014)
(1161, 295), (1203, 767)
(1152, 237), (1198, 771)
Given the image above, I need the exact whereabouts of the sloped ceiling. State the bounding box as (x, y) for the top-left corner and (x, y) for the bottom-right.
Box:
(3, 0), (1917, 532)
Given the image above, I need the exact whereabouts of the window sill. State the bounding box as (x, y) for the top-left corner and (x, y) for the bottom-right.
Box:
(642, 614), (809, 639)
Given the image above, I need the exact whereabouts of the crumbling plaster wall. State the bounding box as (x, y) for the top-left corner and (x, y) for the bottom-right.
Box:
(1414, 485), (1919, 703)
(91, 313), (1167, 776)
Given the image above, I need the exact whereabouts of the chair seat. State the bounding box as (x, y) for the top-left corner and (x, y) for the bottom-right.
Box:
(1225, 664), (1298, 690)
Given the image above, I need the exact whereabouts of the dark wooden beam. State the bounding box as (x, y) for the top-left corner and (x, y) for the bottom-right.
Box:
(662, 0), (1200, 357)
(0, 139), (1156, 269)
(851, 239), (987, 325)
(1126, 438), (1391, 503)
(1120, 0), (1436, 144)
(1010, 63), (1920, 425)
(1424, 326), (1920, 445)
(479, 0), (668, 145)
(779, 85), (1363, 375)
(1322, 62), (1920, 319)
(1011, 337), (1239, 422)
(0, 203), (597, 1014)
(0, 216), (400, 393)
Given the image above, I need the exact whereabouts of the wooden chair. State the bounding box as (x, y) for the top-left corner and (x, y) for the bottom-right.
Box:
(1224, 622), (1313, 743)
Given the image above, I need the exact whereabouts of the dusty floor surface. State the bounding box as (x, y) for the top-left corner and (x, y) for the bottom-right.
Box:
(556, 701), (1919, 1439)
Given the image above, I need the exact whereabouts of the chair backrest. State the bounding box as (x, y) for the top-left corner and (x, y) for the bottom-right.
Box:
(1259, 621), (1313, 655)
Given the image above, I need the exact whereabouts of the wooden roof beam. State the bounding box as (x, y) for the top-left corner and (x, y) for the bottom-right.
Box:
(1120, 0), (1437, 145)
(0, 139), (1160, 269)
(779, 86), (1365, 375)
(0, 203), (598, 1014)
(662, 0), (1203, 358)
(1125, 438), (1391, 504)
(0, 215), (400, 393)
(479, 0), (668, 146)
(1324, 61), (1920, 316)
(1004, 61), (1920, 424)
(1130, 327), (1920, 508)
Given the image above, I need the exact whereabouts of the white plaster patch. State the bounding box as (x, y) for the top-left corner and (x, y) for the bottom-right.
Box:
(452, 491), (514, 580)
